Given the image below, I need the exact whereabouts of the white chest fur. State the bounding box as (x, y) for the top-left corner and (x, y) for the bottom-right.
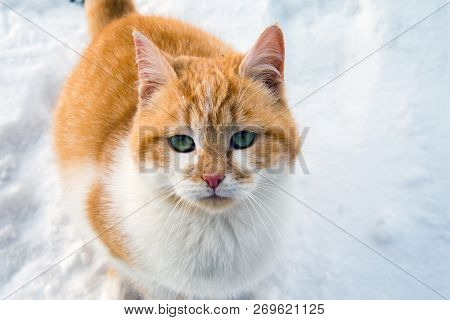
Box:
(103, 142), (292, 299)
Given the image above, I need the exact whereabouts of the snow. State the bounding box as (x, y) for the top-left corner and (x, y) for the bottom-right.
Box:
(0, 0), (449, 299)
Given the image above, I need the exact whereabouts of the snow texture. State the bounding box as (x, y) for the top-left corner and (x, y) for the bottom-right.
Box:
(0, 0), (449, 299)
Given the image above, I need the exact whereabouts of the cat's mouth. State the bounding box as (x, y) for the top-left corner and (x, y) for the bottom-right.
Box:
(196, 194), (235, 210)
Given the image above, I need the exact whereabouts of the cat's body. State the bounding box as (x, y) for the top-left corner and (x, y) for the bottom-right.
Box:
(54, 0), (300, 299)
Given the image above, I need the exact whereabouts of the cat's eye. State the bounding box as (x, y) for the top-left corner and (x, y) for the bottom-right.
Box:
(230, 131), (257, 150)
(168, 135), (195, 153)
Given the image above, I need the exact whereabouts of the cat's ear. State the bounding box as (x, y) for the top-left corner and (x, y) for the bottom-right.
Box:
(132, 31), (176, 102)
(239, 24), (285, 97)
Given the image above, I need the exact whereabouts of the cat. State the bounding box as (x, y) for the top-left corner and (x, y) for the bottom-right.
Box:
(53, 0), (300, 299)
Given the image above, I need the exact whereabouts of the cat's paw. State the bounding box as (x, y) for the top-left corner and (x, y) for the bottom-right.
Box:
(100, 267), (142, 300)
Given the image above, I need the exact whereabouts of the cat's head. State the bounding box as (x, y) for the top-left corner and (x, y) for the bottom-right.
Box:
(130, 25), (300, 212)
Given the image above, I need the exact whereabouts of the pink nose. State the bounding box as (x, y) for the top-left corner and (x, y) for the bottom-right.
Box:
(202, 174), (224, 189)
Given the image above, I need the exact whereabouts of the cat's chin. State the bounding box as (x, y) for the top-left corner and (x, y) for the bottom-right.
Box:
(193, 195), (238, 213)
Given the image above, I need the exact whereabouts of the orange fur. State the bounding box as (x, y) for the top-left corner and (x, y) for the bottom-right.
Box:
(53, 0), (299, 276)
(86, 182), (130, 262)
(54, 14), (237, 167)
(85, 0), (136, 37)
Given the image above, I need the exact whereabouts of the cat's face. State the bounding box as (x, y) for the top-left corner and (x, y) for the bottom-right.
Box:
(130, 27), (299, 212)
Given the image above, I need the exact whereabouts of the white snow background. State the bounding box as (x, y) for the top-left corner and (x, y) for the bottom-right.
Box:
(0, 0), (449, 299)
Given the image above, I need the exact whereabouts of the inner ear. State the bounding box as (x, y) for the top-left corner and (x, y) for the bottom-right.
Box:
(239, 25), (285, 97)
(133, 31), (177, 102)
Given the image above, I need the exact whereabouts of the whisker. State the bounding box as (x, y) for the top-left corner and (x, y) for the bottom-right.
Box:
(255, 183), (285, 192)
(245, 194), (281, 263)
(255, 180), (285, 188)
(241, 198), (258, 240)
(252, 190), (285, 224)
(247, 193), (282, 238)
(174, 199), (190, 241)
(164, 197), (185, 244)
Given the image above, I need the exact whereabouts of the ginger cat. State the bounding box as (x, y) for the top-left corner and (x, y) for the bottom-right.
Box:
(54, 0), (300, 299)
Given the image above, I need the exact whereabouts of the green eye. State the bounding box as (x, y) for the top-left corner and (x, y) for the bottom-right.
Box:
(230, 131), (257, 150)
(168, 135), (195, 153)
